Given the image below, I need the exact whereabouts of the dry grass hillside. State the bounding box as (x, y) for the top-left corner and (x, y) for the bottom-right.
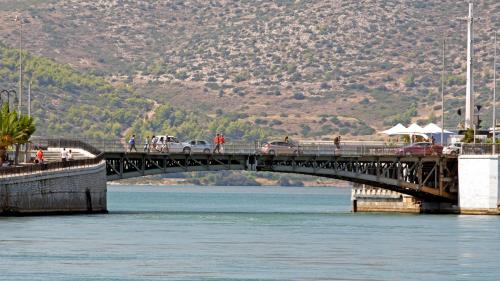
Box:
(0, 0), (499, 139)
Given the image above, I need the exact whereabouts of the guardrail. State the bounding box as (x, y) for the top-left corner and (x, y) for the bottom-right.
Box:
(81, 140), (407, 156)
(27, 138), (454, 157)
(0, 153), (104, 178)
(30, 138), (102, 155)
(461, 144), (500, 155)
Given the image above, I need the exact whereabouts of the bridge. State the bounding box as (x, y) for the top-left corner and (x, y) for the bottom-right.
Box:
(26, 139), (458, 203)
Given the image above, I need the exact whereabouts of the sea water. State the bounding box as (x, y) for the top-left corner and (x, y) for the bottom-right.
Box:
(0, 185), (499, 281)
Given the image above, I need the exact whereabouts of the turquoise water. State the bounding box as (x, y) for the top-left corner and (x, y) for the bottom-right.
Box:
(1, 185), (500, 281)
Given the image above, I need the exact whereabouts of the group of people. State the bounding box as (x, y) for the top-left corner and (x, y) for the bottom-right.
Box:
(142, 135), (170, 153)
(33, 147), (73, 164)
(60, 148), (73, 162)
(128, 133), (226, 154)
(213, 133), (225, 153)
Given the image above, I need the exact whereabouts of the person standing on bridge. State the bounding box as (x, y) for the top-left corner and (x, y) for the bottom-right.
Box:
(61, 148), (68, 162)
(36, 148), (44, 163)
(213, 133), (221, 154)
(144, 136), (150, 152)
(151, 135), (158, 152)
(129, 135), (137, 152)
(220, 134), (225, 153)
(334, 136), (341, 149)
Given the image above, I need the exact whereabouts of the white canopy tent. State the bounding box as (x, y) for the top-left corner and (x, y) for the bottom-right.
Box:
(404, 123), (425, 134)
(381, 123), (406, 135)
(422, 123), (453, 134)
(382, 123), (455, 144)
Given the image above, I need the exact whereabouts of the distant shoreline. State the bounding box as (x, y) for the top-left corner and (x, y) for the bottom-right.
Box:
(108, 178), (352, 188)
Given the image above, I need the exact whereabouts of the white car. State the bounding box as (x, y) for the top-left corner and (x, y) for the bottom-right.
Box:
(152, 135), (184, 153)
(181, 140), (212, 154)
(442, 142), (462, 155)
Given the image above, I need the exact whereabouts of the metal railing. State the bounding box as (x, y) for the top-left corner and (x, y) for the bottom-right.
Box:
(0, 153), (104, 178)
(26, 137), (455, 157)
(30, 138), (102, 155)
(461, 144), (500, 155)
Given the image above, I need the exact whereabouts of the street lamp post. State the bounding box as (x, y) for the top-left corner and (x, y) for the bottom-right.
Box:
(493, 31), (497, 154)
(15, 15), (29, 116)
(28, 81), (31, 118)
(0, 89), (16, 112)
(441, 38), (446, 145)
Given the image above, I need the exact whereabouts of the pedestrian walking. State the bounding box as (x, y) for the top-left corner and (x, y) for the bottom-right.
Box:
(220, 134), (225, 153)
(144, 136), (150, 152)
(213, 133), (221, 153)
(334, 136), (341, 149)
(36, 148), (44, 163)
(129, 135), (137, 152)
(61, 148), (68, 162)
(151, 135), (158, 152)
(67, 150), (74, 161)
(163, 136), (169, 153)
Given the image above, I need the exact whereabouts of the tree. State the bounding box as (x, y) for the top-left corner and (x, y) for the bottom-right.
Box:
(0, 105), (36, 165)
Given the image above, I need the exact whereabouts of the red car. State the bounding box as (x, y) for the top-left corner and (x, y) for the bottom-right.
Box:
(396, 142), (443, 156)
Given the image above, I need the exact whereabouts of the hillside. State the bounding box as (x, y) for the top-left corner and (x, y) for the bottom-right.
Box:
(0, 43), (269, 141)
(0, 0), (499, 139)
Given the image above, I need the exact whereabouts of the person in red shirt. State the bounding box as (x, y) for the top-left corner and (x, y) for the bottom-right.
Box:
(36, 149), (44, 163)
(213, 133), (221, 153)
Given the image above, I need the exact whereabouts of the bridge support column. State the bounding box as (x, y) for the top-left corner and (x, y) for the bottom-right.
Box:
(458, 155), (500, 214)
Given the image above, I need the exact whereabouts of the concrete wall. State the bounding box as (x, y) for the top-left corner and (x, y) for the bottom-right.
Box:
(351, 186), (421, 213)
(0, 162), (107, 215)
(458, 155), (500, 214)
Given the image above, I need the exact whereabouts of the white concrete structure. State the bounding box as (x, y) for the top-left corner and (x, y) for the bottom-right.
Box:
(458, 155), (500, 214)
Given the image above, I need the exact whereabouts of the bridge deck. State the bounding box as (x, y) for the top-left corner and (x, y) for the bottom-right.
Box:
(28, 138), (459, 203)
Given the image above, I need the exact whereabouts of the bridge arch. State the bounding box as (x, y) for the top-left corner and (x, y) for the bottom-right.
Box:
(104, 152), (458, 203)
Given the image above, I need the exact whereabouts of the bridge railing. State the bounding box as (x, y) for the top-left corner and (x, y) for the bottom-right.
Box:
(28, 137), (419, 157)
(30, 138), (102, 155)
(461, 144), (500, 155)
(0, 153), (104, 178)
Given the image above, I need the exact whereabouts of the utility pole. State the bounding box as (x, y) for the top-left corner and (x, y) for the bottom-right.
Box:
(16, 15), (23, 116)
(465, 2), (476, 129)
(441, 38), (446, 145)
(493, 31), (497, 154)
(28, 80), (31, 118)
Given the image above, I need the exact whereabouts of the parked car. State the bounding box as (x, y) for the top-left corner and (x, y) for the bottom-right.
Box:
(442, 142), (462, 155)
(396, 142), (443, 156)
(261, 141), (302, 155)
(181, 140), (212, 154)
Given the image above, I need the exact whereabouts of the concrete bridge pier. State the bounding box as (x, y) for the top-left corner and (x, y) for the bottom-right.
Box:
(458, 155), (500, 214)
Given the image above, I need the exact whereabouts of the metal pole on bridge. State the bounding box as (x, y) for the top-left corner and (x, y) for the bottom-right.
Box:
(441, 37), (446, 145)
(493, 31), (497, 154)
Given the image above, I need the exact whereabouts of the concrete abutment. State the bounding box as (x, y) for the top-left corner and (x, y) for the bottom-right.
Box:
(0, 162), (107, 215)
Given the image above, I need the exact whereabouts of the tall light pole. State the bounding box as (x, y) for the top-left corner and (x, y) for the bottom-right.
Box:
(441, 38), (446, 145)
(493, 31), (497, 154)
(15, 15), (23, 116)
(28, 80), (32, 118)
(0, 89), (16, 112)
(15, 15), (29, 116)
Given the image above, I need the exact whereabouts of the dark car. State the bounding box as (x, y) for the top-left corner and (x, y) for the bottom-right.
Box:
(396, 142), (443, 156)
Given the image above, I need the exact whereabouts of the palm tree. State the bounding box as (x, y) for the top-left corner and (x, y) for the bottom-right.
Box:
(0, 104), (36, 166)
